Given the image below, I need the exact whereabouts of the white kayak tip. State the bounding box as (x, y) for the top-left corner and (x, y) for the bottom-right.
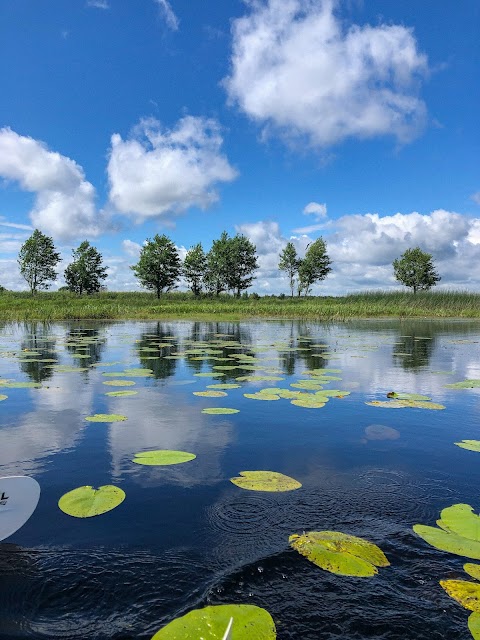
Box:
(0, 476), (40, 542)
(222, 617), (233, 640)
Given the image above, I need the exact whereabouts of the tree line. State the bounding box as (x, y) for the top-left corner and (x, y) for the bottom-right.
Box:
(13, 228), (441, 297)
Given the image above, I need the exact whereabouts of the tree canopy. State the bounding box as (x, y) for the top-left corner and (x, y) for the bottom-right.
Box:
(393, 247), (441, 293)
(183, 243), (207, 296)
(297, 237), (332, 296)
(18, 229), (61, 295)
(64, 241), (108, 294)
(131, 234), (181, 298)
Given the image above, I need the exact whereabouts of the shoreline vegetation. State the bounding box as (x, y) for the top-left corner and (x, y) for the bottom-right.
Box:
(0, 290), (479, 321)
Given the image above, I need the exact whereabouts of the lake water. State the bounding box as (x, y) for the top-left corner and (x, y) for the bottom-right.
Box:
(1, 318), (480, 639)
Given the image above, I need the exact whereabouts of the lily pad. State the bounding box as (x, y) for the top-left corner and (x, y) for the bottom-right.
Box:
(103, 380), (136, 387)
(105, 390), (138, 397)
(58, 485), (125, 518)
(231, 470), (301, 492)
(194, 372), (225, 378)
(414, 504), (480, 559)
(456, 441), (480, 453)
(151, 604), (276, 639)
(465, 564), (480, 581)
(289, 530), (389, 577)
(291, 397), (327, 408)
(193, 390), (228, 397)
(0, 394), (7, 401)
(315, 389), (350, 398)
(85, 414), (127, 422)
(290, 381), (324, 390)
(366, 400), (445, 410)
(244, 392), (280, 401)
(364, 424), (400, 441)
(440, 579), (480, 612)
(202, 408), (239, 415)
(132, 450), (196, 466)
(445, 380), (480, 389)
(0, 381), (42, 388)
(470, 612), (480, 640)
(207, 383), (241, 390)
(236, 375), (284, 382)
(386, 392), (432, 401)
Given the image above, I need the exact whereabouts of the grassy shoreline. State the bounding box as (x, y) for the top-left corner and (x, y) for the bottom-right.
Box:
(0, 290), (479, 321)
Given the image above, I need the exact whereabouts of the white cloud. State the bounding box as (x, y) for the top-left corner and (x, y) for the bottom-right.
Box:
(122, 239), (142, 258)
(107, 116), (238, 220)
(154, 0), (179, 31)
(224, 0), (429, 148)
(303, 202), (327, 218)
(0, 127), (106, 240)
(86, 0), (110, 8)
(471, 192), (480, 205)
(0, 218), (33, 231)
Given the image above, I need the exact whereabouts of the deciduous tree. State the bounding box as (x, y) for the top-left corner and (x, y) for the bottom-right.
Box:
(297, 237), (332, 296)
(226, 233), (258, 298)
(393, 247), (440, 293)
(131, 234), (181, 298)
(183, 243), (207, 296)
(278, 241), (300, 298)
(18, 229), (61, 295)
(64, 241), (107, 294)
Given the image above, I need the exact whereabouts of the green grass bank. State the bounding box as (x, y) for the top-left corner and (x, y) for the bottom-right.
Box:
(0, 290), (479, 321)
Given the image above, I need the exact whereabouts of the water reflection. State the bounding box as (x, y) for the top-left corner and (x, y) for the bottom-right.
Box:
(18, 322), (58, 383)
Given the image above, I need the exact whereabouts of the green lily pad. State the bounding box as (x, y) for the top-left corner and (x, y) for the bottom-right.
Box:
(0, 381), (42, 388)
(414, 504), (480, 559)
(202, 408), (239, 415)
(151, 604), (276, 639)
(386, 392), (432, 401)
(58, 485), (125, 518)
(470, 612), (480, 640)
(193, 390), (228, 397)
(231, 470), (301, 492)
(0, 394), (7, 401)
(236, 375), (284, 382)
(456, 441), (480, 452)
(132, 450), (196, 466)
(289, 530), (390, 577)
(71, 353), (91, 359)
(290, 381), (324, 390)
(465, 564), (480, 581)
(291, 397), (327, 408)
(366, 400), (445, 410)
(194, 372), (225, 378)
(47, 365), (88, 372)
(244, 392), (280, 401)
(440, 579), (480, 612)
(445, 380), (480, 389)
(207, 383), (241, 390)
(105, 390), (138, 397)
(85, 414), (127, 422)
(315, 389), (350, 398)
(103, 380), (136, 387)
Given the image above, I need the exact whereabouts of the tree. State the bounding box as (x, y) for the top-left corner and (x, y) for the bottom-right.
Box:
(278, 242), (300, 297)
(393, 247), (441, 294)
(183, 243), (207, 296)
(131, 234), (181, 298)
(226, 233), (258, 297)
(18, 229), (61, 294)
(204, 231), (231, 296)
(297, 237), (332, 296)
(64, 241), (108, 294)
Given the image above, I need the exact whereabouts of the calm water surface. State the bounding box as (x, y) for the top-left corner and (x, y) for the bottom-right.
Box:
(1, 318), (480, 639)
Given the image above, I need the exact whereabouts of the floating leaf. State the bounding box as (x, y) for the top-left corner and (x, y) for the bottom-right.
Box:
(132, 450), (196, 466)
(85, 414), (127, 422)
(364, 424), (400, 441)
(0, 394), (7, 401)
(445, 380), (480, 389)
(105, 390), (138, 397)
(202, 408), (239, 415)
(315, 389), (350, 398)
(207, 383), (241, 390)
(231, 471), (301, 492)
(58, 485), (125, 518)
(235, 375), (284, 382)
(244, 393), (280, 401)
(470, 612), (480, 639)
(456, 441), (480, 453)
(438, 504), (480, 540)
(193, 390), (227, 397)
(0, 381), (42, 388)
(151, 604), (276, 639)
(289, 530), (389, 577)
(440, 579), (480, 612)
(103, 380), (136, 387)
(290, 381), (324, 390)
(465, 564), (480, 581)
(194, 372), (225, 378)
(291, 397), (327, 408)
(46, 365), (88, 372)
(414, 504), (480, 559)
(366, 400), (445, 410)
(386, 392), (431, 401)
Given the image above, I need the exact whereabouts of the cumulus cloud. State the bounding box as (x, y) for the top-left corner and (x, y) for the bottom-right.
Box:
(224, 0), (429, 148)
(107, 116), (238, 220)
(86, 0), (110, 8)
(294, 201), (328, 233)
(122, 239), (142, 258)
(0, 127), (105, 240)
(154, 0), (179, 31)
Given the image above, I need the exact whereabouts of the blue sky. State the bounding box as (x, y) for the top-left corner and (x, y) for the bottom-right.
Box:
(0, 0), (479, 293)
